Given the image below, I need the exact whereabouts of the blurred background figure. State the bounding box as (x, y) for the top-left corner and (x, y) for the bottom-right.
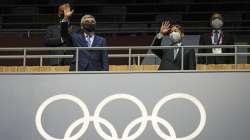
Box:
(198, 12), (235, 64)
(44, 0), (77, 66)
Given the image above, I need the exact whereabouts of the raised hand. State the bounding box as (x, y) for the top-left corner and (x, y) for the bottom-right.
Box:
(160, 21), (171, 35)
(63, 7), (74, 21)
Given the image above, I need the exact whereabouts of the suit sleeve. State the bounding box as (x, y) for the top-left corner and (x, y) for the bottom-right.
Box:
(101, 38), (109, 71)
(61, 22), (73, 46)
(44, 26), (61, 46)
(151, 35), (163, 59)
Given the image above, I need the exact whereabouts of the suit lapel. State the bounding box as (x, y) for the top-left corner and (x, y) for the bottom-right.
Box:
(78, 33), (88, 47)
(176, 49), (181, 61)
(209, 33), (213, 45)
(91, 36), (99, 47)
(170, 43), (182, 62)
(167, 43), (174, 62)
(173, 48), (182, 63)
(170, 49), (175, 62)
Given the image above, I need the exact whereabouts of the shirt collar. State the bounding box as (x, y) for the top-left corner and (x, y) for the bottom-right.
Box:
(84, 33), (95, 38)
(172, 42), (182, 47)
(213, 29), (222, 34)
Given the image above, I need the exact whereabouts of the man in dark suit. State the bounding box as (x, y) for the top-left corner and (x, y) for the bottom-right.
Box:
(151, 21), (196, 70)
(61, 8), (108, 71)
(198, 12), (235, 64)
(44, 0), (76, 66)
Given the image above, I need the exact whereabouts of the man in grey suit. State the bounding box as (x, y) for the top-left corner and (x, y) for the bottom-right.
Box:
(151, 21), (196, 70)
(45, 0), (76, 66)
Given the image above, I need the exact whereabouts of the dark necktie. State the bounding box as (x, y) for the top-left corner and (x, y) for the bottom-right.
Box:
(214, 31), (219, 45)
(86, 35), (91, 47)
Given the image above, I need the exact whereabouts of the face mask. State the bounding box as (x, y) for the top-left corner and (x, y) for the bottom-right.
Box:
(211, 18), (223, 29)
(83, 23), (96, 32)
(169, 31), (181, 43)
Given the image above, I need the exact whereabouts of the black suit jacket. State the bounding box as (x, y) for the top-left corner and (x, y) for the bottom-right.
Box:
(198, 32), (235, 64)
(151, 37), (196, 70)
(45, 23), (78, 65)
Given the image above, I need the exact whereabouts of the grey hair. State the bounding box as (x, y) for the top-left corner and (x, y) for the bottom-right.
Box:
(80, 14), (95, 25)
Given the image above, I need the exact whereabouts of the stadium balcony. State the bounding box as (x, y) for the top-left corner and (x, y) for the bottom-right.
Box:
(0, 1), (250, 69)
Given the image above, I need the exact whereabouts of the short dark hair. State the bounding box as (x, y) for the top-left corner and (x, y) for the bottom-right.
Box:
(210, 12), (223, 21)
(171, 24), (184, 33)
(58, 0), (70, 7)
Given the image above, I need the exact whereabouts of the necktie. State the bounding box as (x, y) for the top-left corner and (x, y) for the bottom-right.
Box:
(214, 31), (219, 45)
(174, 48), (179, 60)
(86, 35), (91, 47)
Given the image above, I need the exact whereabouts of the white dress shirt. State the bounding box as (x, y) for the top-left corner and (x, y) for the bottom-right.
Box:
(211, 30), (223, 54)
(84, 33), (95, 47)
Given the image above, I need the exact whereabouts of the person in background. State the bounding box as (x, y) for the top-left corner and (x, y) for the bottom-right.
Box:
(198, 12), (235, 64)
(151, 21), (196, 70)
(45, 0), (76, 66)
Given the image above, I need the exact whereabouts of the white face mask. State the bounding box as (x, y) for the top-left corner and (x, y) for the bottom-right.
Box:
(211, 18), (223, 29)
(169, 31), (181, 43)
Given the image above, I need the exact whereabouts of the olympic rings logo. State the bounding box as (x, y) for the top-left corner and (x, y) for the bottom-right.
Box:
(35, 93), (206, 140)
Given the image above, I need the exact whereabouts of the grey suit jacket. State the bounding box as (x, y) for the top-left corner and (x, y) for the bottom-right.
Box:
(151, 34), (196, 70)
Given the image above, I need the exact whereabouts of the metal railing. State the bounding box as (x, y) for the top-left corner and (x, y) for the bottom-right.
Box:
(0, 45), (250, 72)
(1, 27), (250, 37)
